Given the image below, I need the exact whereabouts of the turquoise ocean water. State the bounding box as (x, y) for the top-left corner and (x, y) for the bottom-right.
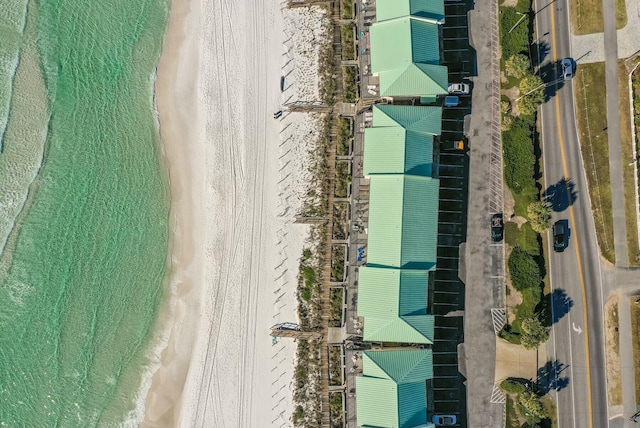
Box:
(0, 0), (169, 425)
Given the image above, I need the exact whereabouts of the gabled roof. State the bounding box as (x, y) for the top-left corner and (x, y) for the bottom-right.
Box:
(372, 105), (443, 134)
(358, 267), (434, 344)
(363, 128), (434, 177)
(370, 16), (447, 97)
(363, 349), (434, 382)
(379, 63), (449, 97)
(376, 0), (445, 23)
(371, 18), (441, 72)
(367, 175), (439, 270)
(356, 349), (435, 428)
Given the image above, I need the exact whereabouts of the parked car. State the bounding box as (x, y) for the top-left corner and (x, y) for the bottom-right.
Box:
(553, 220), (566, 252)
(491, 213), (504, 242)
(447, 82), (470, 94)
(442, 140), (465, 151)
(444, 96), (460, 107)
(562, 58), (573, 80)
(433, 414), (457, 426)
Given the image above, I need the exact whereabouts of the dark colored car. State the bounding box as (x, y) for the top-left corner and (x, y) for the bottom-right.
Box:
(491, 213), (504, 242)
(433, 414), (457, 426)
(553, 221), (566, 252)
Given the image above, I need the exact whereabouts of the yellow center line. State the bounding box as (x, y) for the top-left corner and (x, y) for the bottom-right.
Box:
(549, 3), (595, 427)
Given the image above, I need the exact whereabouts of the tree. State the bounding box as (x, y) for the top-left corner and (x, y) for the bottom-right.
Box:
(527, 201), (552, 233)
(502, 118), (535, 193)
(518, 391), (548, 421)
(520, 317), (550, 350)
(500, 378), (526, 394)
(508, 246), (541, 291)
(506, 54), (531, 79)
(518, 74), (545, 116)
(501, 99), (512, 115)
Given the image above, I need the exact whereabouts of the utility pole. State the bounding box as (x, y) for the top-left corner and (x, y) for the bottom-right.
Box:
(509, 12), (527, 34)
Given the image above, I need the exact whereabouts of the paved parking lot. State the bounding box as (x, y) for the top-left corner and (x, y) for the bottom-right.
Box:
(429, 136), (470, 426)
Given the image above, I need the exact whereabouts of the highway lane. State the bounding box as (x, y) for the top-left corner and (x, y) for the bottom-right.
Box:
(534, 0), (609, 426)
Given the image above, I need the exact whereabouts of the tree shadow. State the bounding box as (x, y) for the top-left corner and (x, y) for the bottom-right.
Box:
(536, 359), (570, 393)
(531, 40), (551, 68)
(538, 288), (573, 326)
(538, 59), (566, 102)
(544, 177), (578, 212)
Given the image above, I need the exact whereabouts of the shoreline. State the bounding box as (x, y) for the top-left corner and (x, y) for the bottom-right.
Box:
(142, 0), (205, 424)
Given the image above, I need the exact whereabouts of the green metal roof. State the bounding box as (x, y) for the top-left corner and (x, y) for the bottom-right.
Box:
(356, 349), (435, 428)
(372, 105), (442, 135)
(363, 106), (441, 176)
(371, 18), (441, 73)
(369, 16), (447, 98)
(363, 128), (434, 176)
(358, 267), (434, 343)
(367, 175), (440, 270)
(379, 63), (449, 97)
(376, 0), (445, 23)
(363, 349), (434, 382)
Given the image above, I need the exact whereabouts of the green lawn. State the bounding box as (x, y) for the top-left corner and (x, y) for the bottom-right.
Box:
(570, 0), (627, 35)
(630, 297), (640, 403)
(620, 60), (640, 266)
(573, 62), (615, 263)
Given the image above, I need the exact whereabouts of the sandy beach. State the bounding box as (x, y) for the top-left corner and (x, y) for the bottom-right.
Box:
(142, 0), (329, 426)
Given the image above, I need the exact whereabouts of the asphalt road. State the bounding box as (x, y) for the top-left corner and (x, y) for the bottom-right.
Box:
(534, 0), (610, 426)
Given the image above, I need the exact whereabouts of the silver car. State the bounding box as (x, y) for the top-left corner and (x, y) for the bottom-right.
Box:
(562, 58), (573, 80)
(447, 83), (470, 94)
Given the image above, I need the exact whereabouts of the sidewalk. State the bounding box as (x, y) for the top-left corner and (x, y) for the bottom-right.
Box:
(569, 0), (640, 63)
(495, 340), (540, 382)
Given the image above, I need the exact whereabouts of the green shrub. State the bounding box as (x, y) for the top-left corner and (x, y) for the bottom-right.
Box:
(514, 286), (542, 329)
(337, 117), (352, 156)
(341, 24), (355, 60)
(508, 246), (541, 291)
(329, 289), (343, 327)
(527, 201), (552, 233)
(295, 365), (308, 385)
(503, 117), (536, 194)
(518, 74), (545, 117)
(303, 266), (316, 285)
(520, 317), (550, 349)
(500, 378), (526, 394)
(505, 54), (531, 79)
(293, 405), (305, 425)
(518, 391), (548, 421)
(341, 0), (353, 18)
(499, 326), (522, 344)
(500, 8), (529, 59)
(342, 66), (357, 103)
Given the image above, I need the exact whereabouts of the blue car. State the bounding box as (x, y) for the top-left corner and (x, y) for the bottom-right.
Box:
(433, 414), (457, 426)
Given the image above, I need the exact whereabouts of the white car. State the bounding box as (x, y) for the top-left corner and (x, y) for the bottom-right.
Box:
(562, 58), (573, 80)
(447, 83), (469, 95)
